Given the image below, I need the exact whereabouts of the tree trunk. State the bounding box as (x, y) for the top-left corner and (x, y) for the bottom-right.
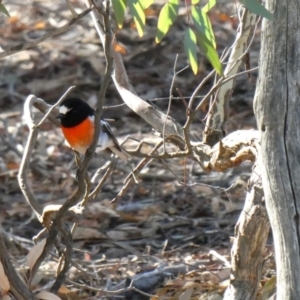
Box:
(254, 0), (300, 298)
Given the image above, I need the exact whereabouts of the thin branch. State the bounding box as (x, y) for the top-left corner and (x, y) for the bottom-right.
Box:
(187, 44), (233, 113)
(112, 141), (163, 203)
(184, 65), (259, 133)
(37, 86), (75, 127)
(202, 66), (259, 121)
(65, 0), (78, 17)
(50, 223), (73, 293)
(187, 69), (216, 112)
(89, 160), (115, 199)
(18, 95), (43, 219)
(32, 98), (61, 126)
(162, 55), (186, 153)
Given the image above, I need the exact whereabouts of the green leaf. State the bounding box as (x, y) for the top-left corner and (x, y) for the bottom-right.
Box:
(155, 0), (179, 43)
(142, 0), (153, 9)
(242, 0), (274, 20)
(0, 4), (10, 17)
(196, 32), (223, 75)
(257, 276), (276, 300)
(112, 0), (127, 28)
(202, 0), (216, 13)
(191, 0), (200, 4)
(184, 28), (198, 74)
(192, 6), (216, 49)
(128, 0), (146, 37)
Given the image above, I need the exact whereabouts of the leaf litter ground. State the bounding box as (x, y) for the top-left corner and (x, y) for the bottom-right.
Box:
(0, 0), (275, 299)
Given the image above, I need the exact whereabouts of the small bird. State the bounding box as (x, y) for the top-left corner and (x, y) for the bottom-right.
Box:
(57, 97), (129, 161)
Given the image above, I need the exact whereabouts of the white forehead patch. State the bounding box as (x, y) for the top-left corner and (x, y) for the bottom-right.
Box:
(59, 105), (71, 115)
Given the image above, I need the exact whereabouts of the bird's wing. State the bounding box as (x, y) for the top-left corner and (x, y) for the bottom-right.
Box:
(100, 120), (123, 152)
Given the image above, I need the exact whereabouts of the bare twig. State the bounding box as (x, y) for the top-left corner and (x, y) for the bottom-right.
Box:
(18, 95), (43, 219)
(187, 69), (216, 112)
(70, 160), (115, 247)
(163, 54), (179, 153)
(187, 44), (233, 114)
(64, 0), (78, 17)
(184, 66), (259, 134)
(37, 86), (76, 127)
(198, 67), (258, 114)
(51, 223), (73, 293)
(112, 141), (163, 202)
(162, 56), (189, 153)
(89, 160), (115, 199)
(209, 250), (231, 268)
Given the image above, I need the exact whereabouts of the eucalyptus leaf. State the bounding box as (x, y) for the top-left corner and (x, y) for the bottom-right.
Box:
(184, 28), (198, 74)
(156, 0), (179, 43)
(128, 0), (146, 37)
(242, 0), (274, 20)
(197, 32), (223, 75)
(112, 0), (127, 28)
(0, 4), (10, 17)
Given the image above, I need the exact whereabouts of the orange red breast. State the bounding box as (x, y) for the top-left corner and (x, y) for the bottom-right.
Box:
(61, 117), (94, 154)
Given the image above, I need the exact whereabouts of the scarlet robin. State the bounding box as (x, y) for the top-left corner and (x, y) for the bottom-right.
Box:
(56, 97), (129, 160)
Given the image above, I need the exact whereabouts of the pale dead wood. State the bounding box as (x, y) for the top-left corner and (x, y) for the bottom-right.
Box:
(18, 95), (44, 219)
(37, 86), (75, 127)
(205, 130), (259, 171)
(32, 97), (60, 127)
(224, 160), (269, 300)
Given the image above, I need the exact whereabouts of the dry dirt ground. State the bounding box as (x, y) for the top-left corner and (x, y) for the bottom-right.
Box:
(0, 0), (275, 299)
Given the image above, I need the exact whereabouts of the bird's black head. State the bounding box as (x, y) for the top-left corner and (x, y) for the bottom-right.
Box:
(57, 98), (94, 128)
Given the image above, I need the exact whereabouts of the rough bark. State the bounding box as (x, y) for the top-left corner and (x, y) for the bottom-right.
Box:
(223, 161), (269, 300)
(254, 0), (300, 298)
